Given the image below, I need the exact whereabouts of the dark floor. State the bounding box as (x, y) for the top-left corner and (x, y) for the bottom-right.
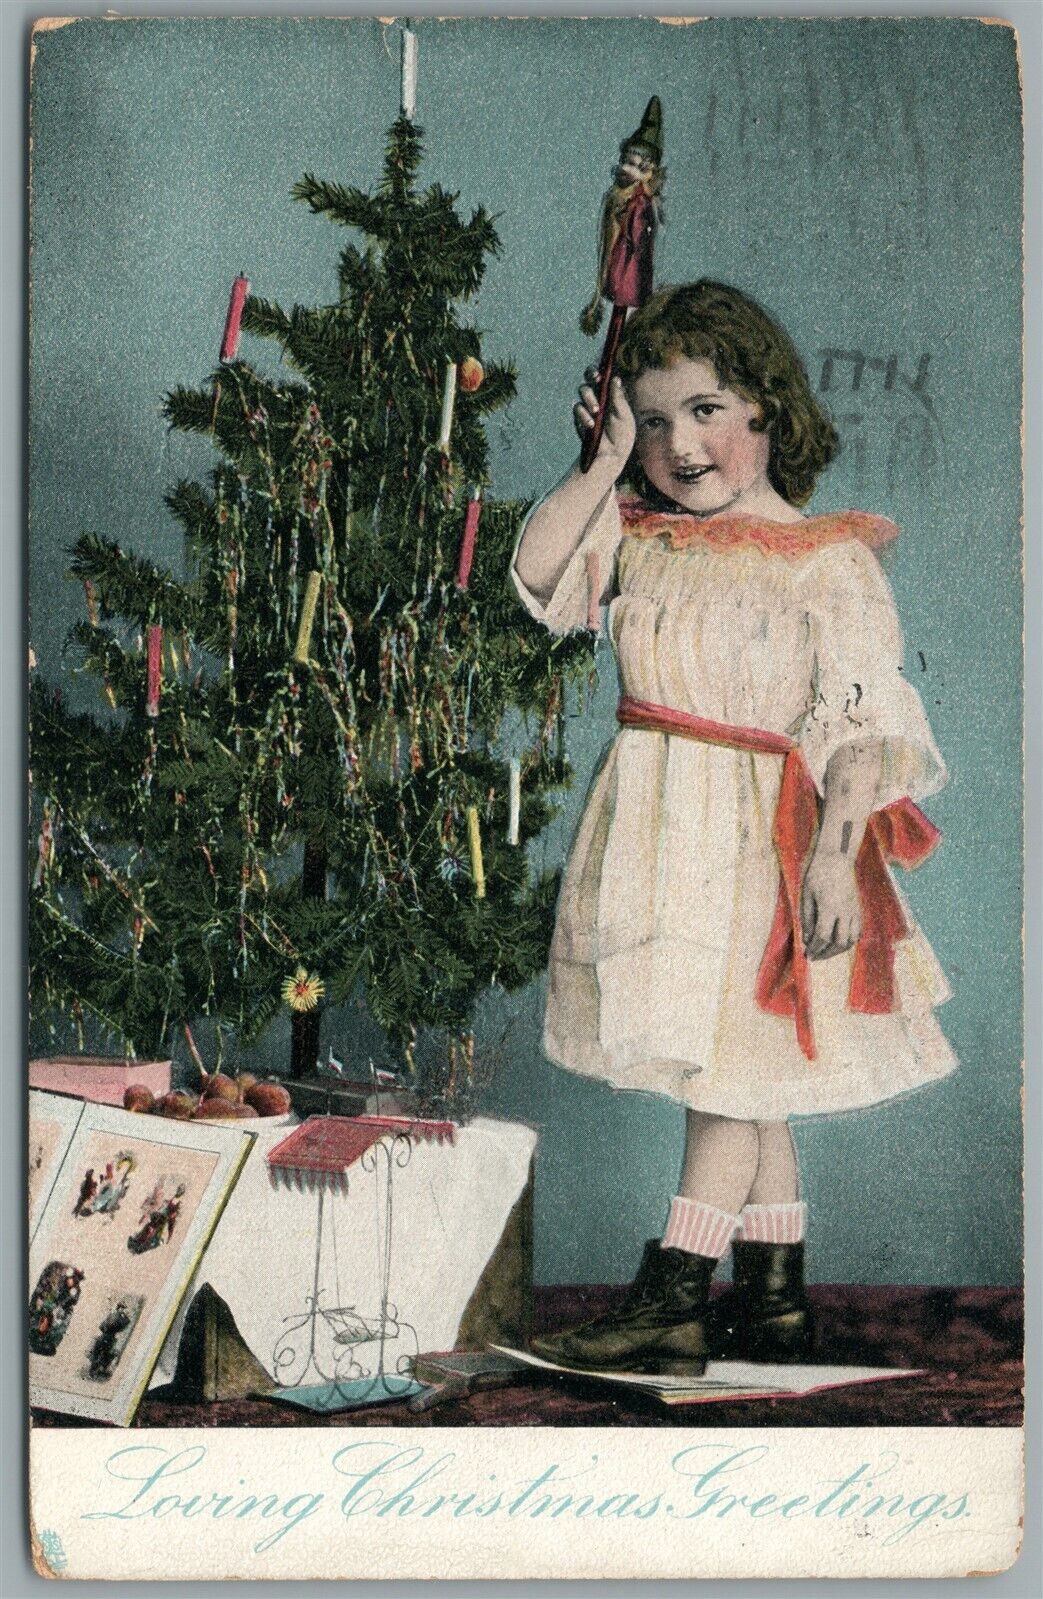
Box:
(33, 1284), (1022, 1430)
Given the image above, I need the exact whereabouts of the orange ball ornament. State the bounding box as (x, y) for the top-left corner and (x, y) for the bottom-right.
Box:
(457, 357), (484, 393)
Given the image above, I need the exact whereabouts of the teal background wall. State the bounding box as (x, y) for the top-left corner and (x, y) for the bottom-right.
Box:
(29, 16), (1023, 1287)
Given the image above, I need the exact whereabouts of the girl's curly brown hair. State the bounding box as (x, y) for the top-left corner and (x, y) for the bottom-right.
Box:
(616, 280), (838, 507)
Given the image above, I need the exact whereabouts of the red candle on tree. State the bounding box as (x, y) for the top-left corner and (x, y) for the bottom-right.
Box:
(455, 491), (482, 591)
(145, 624), (163, 718)
(220, 274), (250, 362)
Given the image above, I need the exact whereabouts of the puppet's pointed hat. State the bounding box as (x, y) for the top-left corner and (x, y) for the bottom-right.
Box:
(621, 96), (663, 164)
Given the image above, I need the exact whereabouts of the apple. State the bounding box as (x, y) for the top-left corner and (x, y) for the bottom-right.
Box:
(202, 1072), (240, 1102)
(155, 1091), (198, 1120)
(123, 1085), (155, 1113)
(193, 1098), (259, 1120)
(243, 1081), (292, 1117)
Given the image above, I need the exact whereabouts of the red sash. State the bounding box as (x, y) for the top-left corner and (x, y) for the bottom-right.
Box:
(616, 695), (940, 1061)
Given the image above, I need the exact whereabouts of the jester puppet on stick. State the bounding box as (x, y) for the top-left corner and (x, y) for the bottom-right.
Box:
(579, 96), (665, 472)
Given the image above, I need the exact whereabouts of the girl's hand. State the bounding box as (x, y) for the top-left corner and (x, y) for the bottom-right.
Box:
(573, 370), (636, 478)
(800, 848), (862, 961)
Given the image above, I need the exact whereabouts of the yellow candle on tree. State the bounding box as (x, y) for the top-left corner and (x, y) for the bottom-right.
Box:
(466, 805), (485, 899)
(293, 570), (323, 664)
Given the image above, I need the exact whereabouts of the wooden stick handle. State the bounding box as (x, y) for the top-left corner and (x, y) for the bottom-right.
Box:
(580, 305), (628, 473)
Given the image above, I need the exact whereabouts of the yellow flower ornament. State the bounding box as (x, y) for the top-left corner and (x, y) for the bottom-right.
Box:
(282, 966), (325, 1013)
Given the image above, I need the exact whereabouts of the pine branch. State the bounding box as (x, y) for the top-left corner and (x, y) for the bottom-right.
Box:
(30, 898), (182, 1057)
(337, 243), (380, 300)
(68, 535), (199, 630)
(163, 384), (214, 436)
(276, 305), (356, 384)
(240, 294), (293, 341)
(399, 192), (501, 299)
(164, 479), (213, 543)
(292, 174), (384, 234)
(63, 622), (143, 704)
(30, 680), (126, 793)
(380, 116), (424, 199)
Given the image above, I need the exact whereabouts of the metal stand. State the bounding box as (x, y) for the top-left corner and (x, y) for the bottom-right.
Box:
(270, 1129), (419, 1398)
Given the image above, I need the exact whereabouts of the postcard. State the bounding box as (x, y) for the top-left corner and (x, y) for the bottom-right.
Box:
(26, 12), (1024, 1581)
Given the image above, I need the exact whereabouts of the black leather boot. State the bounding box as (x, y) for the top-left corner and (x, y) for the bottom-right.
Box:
(530, 1241), (716, 1376)
(708, 1240), (814, 1363)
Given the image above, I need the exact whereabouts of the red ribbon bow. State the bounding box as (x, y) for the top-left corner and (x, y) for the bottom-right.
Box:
(616, 696), (941, 1060)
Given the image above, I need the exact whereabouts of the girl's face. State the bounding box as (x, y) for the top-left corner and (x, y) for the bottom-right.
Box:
(631, 357), (772, 517)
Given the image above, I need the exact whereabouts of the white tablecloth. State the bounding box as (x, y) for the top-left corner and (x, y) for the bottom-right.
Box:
(151, 1116), (536, 1388)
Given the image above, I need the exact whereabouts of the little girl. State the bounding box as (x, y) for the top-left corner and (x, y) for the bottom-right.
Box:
(511, 280), (955, 1377)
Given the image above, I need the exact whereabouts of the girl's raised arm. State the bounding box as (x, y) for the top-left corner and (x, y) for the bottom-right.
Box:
(514, 374), (635, 607)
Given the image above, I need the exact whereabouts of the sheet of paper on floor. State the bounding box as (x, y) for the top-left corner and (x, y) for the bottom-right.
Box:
(493, 1346), (923, 1405)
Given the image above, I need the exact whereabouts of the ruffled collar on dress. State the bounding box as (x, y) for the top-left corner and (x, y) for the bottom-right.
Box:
(618, 495), (899, 558)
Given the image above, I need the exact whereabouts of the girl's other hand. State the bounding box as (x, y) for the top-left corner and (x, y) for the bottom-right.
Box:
(800, 850), (862, 961)
(573, 370), (636, 477)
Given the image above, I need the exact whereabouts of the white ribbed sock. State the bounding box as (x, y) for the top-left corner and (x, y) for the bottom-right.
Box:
(738, 1201), (807, 1244)
(662, 1196), (740, 1259)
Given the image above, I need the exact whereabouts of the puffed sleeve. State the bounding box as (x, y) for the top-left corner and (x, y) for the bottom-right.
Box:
(797, 539), (947, 808)
(508, 485), (623, 637)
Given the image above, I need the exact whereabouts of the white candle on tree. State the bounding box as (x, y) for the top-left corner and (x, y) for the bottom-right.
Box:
(437, 359), (457, 451)
(508, 758), (521, 846)
(401, 26), (418, 121)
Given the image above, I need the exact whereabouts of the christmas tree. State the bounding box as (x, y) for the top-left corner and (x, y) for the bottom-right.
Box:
(29, 111), (596, 1108)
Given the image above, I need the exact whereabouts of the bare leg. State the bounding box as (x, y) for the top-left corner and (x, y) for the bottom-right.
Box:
(677, 1110), (760, 1213)
(746, 1122), (800, 1205)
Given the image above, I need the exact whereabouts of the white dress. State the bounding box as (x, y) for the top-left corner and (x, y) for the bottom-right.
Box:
(510, 490), (957, 1121)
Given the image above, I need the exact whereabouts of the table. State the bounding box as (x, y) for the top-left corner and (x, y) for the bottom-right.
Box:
(149, 1114), (537, 1393)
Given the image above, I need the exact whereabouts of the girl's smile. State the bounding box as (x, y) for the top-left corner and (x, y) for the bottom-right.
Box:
(631, 357), (798, 521)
